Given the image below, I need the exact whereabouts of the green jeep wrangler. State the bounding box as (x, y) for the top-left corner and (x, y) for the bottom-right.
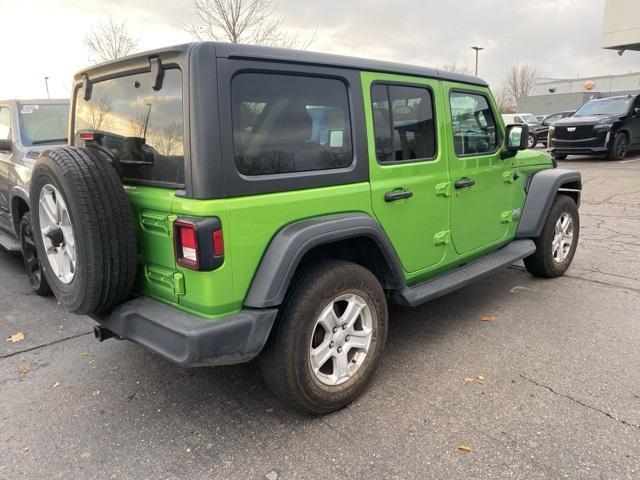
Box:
(29, 42), (581, 414)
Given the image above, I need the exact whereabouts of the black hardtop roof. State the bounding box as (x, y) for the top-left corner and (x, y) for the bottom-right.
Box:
(75, 42), (488, 88)
(590, 94), (639, 101)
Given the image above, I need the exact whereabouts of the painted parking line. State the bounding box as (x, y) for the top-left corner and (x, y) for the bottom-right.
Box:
(620, 157), (640, 164)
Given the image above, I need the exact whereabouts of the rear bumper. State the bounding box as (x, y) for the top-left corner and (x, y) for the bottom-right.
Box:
(92, 298), (277, 367)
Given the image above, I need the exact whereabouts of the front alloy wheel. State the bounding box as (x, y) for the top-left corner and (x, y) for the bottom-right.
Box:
(551, 213), (574, 264)
(528, 133), (537, 149)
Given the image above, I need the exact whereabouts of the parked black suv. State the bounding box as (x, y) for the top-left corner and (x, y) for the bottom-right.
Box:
(534, 111), (574, 147)
(548, 95), (640, 160)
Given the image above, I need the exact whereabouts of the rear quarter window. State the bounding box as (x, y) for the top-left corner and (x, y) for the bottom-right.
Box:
(74, 68), (185, 188)
(231, 73), (353, 176)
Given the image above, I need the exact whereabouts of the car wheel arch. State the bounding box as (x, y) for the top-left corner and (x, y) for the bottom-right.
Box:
(243, 213), (406, 309)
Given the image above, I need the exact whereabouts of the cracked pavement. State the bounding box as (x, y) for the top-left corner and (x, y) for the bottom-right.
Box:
(1, 152), (639, 479)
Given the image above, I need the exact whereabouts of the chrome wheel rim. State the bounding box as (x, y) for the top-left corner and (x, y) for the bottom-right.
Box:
(38, 184), (76, 284)
(309, 293), (374, 386)
(552, 212), (574, 264)
(528, 134), (535, 148)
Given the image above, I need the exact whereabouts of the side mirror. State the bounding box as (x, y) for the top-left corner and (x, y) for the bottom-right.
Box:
(501, 123), (529, 159)
(0, 139), (12, 152)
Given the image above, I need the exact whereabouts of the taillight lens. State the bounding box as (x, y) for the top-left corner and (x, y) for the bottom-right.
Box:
(173, 217), (224, 271)
(174, 221), (199, 269)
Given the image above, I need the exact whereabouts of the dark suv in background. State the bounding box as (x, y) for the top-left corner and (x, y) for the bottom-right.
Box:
(534, 111), (574, 147)
(548, 95), (640, 160)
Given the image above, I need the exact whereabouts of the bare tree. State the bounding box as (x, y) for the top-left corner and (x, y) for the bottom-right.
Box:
(185, 0), (314, 48)
(492, 85), (516, 114)
(504, 63), (537, 103)
(440, 62), (473, 75)
(153, 123), (184, 157)
(84, 17), (138, 63)
(86, 96), (112, 130)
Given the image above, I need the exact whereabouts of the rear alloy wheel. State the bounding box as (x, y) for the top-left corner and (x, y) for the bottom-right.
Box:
(608, 133), (629, 160)
(527, 133), (537, 149)
(552, 152), (568, 160)
(260, 260), (388, 414)
(19, 211), (51, 296)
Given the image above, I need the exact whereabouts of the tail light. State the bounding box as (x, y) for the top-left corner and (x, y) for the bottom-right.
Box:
(173, 217), (224, 271)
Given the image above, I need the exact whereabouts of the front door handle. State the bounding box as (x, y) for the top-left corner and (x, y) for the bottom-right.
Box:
(454, 178), (476, 189)
(384, 189), (413, 202)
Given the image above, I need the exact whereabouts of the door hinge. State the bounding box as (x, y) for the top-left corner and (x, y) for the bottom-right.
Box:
(502, 170), (514, 183)
(145, 264), (186, 296)
(172, 272), (186, 295)
(435, 182), (452, 197)
(141, 211), (176, 237)
(434, 230), (451, 246)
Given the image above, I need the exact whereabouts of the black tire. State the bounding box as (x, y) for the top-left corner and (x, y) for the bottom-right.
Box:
(19, 212), (51, 296)
(524, 194), (579, 278)
(259, 260), (388, 414)
(607, 132), (629, 160)
(552, 152), (568, 160)
(527, 133), (537, 149)
(29, 146), (137, 315)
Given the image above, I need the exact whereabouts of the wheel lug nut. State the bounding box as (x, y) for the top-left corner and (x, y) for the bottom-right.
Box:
(337, 346), (343, 353)
(345, 336), (350, 342)
(330, 341), (335, 348)
(332, 327), (338, 333)
(342, 324), (347, 330)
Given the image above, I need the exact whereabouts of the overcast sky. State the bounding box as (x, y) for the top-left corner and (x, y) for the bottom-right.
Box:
(1, 0), (638, 100)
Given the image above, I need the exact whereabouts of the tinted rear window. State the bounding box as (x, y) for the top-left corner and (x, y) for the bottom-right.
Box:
(231, 73), (353, 176)
(74, 69), (184, 188)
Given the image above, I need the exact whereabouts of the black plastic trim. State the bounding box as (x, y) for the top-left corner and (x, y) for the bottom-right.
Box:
(516, 168), (582, 238)
(92, 298), (277, 367)
(244, 213), (405, 308)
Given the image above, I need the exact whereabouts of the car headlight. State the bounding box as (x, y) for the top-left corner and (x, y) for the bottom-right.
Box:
(548, 125), (555, 132)
(594, 123), (613, 131)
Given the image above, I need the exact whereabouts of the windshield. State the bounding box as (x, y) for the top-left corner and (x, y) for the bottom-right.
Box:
(575, 98), (633, 116)
(19, 103), (69, 146)
(520, 114), (539, 124)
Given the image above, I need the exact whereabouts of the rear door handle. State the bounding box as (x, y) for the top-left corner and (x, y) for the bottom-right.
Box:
(384, 189), (413, 202)
(454, 178), (476, 189)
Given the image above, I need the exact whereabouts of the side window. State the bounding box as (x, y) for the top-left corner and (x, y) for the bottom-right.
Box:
(449, 91), (498, 156)
(514, 116), (523, 123)
(0, 107), (10, 140)
(371, 83), (436, 163)
(231, 73), (353, 176)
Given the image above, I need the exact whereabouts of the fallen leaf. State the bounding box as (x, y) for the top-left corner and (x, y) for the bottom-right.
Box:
(80, 352), (89, 357)
(51, 381), (60, 388)
(464, 377), (474, 384)
(6, 332), (25, 343)
(481, 315), (497, 321)
(477, 374), (485, 380)
(19, 364), (30, 374)
(457, 444), (473, 453)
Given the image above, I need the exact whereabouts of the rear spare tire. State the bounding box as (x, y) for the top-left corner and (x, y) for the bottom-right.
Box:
(29, 146), (137, 315)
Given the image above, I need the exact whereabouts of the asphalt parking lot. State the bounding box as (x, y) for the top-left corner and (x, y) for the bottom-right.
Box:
(1, 151), (639, 480)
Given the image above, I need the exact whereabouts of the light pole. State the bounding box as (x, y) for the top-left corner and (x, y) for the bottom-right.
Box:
(44, 76), (50, 99)
(143, 103), (152, 139)
(470, 46), (484, 77)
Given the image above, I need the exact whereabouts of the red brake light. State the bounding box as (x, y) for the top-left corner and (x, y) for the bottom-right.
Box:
(213, 229), (224, 257)
(79, 132), (94, 141)
(175, 222), (199, 268)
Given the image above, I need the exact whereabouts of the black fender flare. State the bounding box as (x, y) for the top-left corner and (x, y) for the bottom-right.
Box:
(516, 168), (582, 238)
(243, 213), (405, 308)
(9, 186), (30, 235)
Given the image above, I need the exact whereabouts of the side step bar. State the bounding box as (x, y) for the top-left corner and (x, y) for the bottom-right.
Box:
(0, 227), (21, 253)
(393, 239), (536, 307)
